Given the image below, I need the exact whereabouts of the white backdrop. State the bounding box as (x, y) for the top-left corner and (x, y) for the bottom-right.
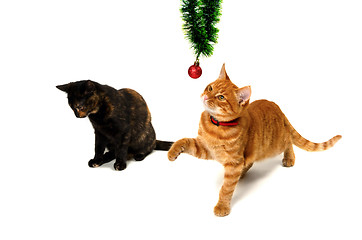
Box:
(1, 1), (361, 239)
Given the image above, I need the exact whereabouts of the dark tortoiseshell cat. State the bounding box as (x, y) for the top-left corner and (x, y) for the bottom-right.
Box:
(57, 80), (172, 171)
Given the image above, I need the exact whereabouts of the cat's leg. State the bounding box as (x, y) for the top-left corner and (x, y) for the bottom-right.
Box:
(214, 162), (244, 217)
(282, 144), (295, 167)
(240, 163), (253, 179)
(168, 138), (211, 161)
(102, 149), (116, 163)
(114, 146), (128, 171)
(88, 132), (109, 168)
(114, 132), (131, 171)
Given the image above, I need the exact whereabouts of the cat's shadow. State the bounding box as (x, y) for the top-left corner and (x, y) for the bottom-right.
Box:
(216, 155), (283, 206)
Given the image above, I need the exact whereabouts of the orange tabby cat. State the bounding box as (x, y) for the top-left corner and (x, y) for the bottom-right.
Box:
(168, 64), (341, 217)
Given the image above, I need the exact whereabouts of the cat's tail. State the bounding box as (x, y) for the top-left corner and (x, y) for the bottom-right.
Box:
(155, 140), (174, 151)
(286, 120), (342, 152)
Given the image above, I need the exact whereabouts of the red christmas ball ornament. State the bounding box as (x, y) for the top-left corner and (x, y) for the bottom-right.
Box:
(188, 61), (202, 79)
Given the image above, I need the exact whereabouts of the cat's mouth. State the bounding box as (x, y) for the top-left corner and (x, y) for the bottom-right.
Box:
(75, 111), (88, 118)
(74, 108), (89, 118)
(201, 95), (219, 114)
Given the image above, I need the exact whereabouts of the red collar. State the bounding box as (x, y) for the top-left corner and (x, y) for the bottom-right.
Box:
(210, 115), (239, 127)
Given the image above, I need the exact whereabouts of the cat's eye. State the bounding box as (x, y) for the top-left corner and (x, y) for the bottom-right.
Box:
(208, 85), (213, 92)
(217, 95), (225, 101)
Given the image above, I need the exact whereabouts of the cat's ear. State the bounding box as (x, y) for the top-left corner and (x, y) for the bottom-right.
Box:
(219, 63), (230, 80)
(236, 86), (251, 105)
(85, 80), (96, 93)
(56, 83), (70, 93)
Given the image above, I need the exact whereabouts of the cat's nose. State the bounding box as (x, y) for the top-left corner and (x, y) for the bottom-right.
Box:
(204, 95), (208, 100)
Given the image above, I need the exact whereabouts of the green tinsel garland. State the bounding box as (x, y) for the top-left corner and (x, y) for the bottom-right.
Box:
(181, 0), (222, 60)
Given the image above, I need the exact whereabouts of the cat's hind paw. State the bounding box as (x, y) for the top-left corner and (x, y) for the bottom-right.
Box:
(214, 203), (231, 217)
(282, 158), (295, 167)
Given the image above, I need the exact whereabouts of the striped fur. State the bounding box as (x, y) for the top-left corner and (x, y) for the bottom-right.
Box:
(168, 64), (342, 217)
(287, 120), (342, 152)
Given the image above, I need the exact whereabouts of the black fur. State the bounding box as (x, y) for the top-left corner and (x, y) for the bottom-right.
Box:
(57, 80), (173, 171)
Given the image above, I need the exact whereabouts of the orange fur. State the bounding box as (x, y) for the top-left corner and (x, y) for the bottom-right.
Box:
(168, 64), (341, 217)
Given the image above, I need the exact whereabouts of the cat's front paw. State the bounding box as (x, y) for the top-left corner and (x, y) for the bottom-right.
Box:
(114, 161), (127, 171)
(214, 203), (231, 217)
(88, 159), (101, 168)
(167, 141), (184, 161)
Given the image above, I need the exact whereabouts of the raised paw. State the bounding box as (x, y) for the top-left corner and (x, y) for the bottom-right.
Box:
(167, 142), (184, 161)
(214, 203), (231, 217)
(282, 158), (295, 167)
(114, 161), (127, 171)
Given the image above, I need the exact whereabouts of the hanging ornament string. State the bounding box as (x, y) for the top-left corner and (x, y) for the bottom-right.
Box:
(181, 0), (222, 79)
